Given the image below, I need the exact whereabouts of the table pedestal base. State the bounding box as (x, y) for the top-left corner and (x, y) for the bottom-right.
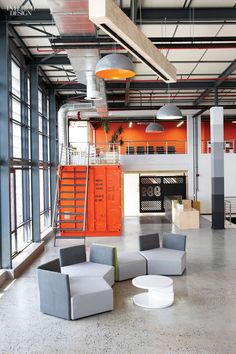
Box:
(133, 288), (174, 309)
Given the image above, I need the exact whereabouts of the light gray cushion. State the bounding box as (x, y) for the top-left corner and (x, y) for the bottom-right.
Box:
(59, 245), (86, 267)
(90, 244), (115, 266)
(139, 233), (160, 251)
(70, 276), (113, 320)
(140, 248), (186, 275)
(163, 233), (186, 251)
(117, 251), (147, 281)
(61, 261), (114, 287)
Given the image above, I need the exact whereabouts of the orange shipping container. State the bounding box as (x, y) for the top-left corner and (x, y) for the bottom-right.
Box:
(58, 165), (122, 238)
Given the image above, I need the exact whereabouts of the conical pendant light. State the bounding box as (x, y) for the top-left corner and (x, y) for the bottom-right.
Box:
(157, 103), (182, 120)
(145, 122), (164, 133)
(95, 53), (135, 80)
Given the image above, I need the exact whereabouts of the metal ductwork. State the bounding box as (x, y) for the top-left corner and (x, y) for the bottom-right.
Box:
(48, 0), (108, 119)
(80, 110), (158, 120)
(58, 103), (93, 147)
(85, 72), (101, 100)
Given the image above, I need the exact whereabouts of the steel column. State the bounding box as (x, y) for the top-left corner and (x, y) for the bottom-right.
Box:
(0, 21), (11, 268)
(49, 89), (57, 223)
(30, 65), (40, 242)
(210, 107), (224, 229)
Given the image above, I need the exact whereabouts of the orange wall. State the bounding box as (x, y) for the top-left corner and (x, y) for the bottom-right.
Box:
(201, 121), (236, 141)
(93, 121), (187, 142)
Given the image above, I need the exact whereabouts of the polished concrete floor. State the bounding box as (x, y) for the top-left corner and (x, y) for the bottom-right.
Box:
(1, 217), (236, 354)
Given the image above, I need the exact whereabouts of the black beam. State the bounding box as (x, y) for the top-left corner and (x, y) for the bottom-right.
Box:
(53, 80), (236, 91)
(50, 35), (236, 44)
(123, 7), (236, 23)
(2, 8), (236, 24)
(195, 59), (236, 105)
(34, 56), (71, 66)
(49, 43), (236, 50)
(107, 103), (236, 110)
(49, 89), (57, 225)
(0, 21), (12, 269)
(30, 65), (40, 242)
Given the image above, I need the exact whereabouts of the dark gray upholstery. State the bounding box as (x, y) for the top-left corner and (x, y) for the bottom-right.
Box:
(37, 258), (71, 320)
(38, 258), (61, 272)
(139, 233), (160, 251)
(90, 244), (115, 266)
(163, 233), (186, 251)
(59, 245), (86, 267)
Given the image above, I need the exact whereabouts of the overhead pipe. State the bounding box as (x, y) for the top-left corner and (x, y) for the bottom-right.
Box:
(58, 103), (93, 148)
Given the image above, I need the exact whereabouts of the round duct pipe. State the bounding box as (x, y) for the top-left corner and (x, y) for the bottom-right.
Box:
(85, 72), (102, 101)
(58, 103), (94, 149)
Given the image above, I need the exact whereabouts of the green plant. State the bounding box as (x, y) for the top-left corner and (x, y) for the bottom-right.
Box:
(110, 126), (123, 145)
(102, 119), (110, 143)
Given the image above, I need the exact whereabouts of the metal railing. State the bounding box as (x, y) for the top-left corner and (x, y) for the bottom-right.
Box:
(224, 196), (236, 224)
(202, 140), (236, 154)
(121, 140), (187, 155)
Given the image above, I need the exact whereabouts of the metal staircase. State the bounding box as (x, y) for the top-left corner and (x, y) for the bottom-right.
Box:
(52, 145), (90, 245)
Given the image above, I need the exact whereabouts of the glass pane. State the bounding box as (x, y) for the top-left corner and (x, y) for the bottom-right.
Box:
(15, 169), (23, 225)
(38, 90), (42, 114)
(39, 134), (43, 160)
(11, 60), (21, 98)
(12, 99), (21, 122)
(12, 123), (22, 158)
(40, 169), (44, 212)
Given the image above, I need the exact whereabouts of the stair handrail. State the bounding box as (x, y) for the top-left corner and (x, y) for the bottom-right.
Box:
(52, 144), (64, 230)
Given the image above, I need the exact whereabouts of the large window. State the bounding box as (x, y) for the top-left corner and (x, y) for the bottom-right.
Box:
(39, 90), (51, 232)
(10, 58), (32, 255)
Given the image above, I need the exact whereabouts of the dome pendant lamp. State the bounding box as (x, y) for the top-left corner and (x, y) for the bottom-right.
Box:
(95, 53), (135, 80)
(145, 122), (164, 133)
(157, 103), (182, 120)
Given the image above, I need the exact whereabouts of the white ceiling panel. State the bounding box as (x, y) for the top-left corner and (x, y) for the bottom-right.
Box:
(173, 62), (197, 75)
(201, 48), (236, 61)
(188, 74), (218, 79)
(192, 62), (229, 75)
(217, 24), (236, 36)
(175, 24), (222, 38)
(191, 0), (236, 7)
(139, 25), (177, 38)
(167, 49), (206, 62)
(23, 37), (51, 47)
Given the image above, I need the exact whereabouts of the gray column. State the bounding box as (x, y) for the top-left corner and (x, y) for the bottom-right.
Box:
(0, 21), (11, 268)
(30, 65), (40, 242)
(49, 89), (57, 223)
(210, 106), (224, 229)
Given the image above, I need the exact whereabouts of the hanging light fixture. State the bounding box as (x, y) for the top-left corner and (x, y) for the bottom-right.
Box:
(95, 53), (135, 80)
(145, 122), (164, 133)
(157, 103), (182, 120)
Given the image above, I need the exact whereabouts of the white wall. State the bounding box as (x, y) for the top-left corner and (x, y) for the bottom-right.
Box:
(123, 173), (140, 216)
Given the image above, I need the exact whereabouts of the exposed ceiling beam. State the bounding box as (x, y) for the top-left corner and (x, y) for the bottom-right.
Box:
(53, 81), (236, 91)
(50, 43), (236, 50)
(34, 56), (70, 66)
(50, 36), (236, 44)
(195, 59), (236, 105)
(2, 8), (236, 24)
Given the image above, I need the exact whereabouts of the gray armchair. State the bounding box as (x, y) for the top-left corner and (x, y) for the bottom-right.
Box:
(59, 244), (115, 286)
(139, 233), (187, 275)
(37, 257), (113, 320)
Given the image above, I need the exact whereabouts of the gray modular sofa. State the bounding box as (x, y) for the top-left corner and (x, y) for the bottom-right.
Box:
(59, 244), (115, 287)
(37, 258), (113, 320)
(116, 251), (146, 281)
(139, 233), (186, 275)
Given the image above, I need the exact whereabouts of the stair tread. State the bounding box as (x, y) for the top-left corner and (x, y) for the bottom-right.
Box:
(58, 205), (84, 209)
(59, 198), (85, 200)
(58, 212), (84, 215)
(57, 228), (83, 231)
(57, 220), (83, 223)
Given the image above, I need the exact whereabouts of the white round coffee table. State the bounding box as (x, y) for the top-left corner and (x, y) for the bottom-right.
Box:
(132, 275), (174, 309)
